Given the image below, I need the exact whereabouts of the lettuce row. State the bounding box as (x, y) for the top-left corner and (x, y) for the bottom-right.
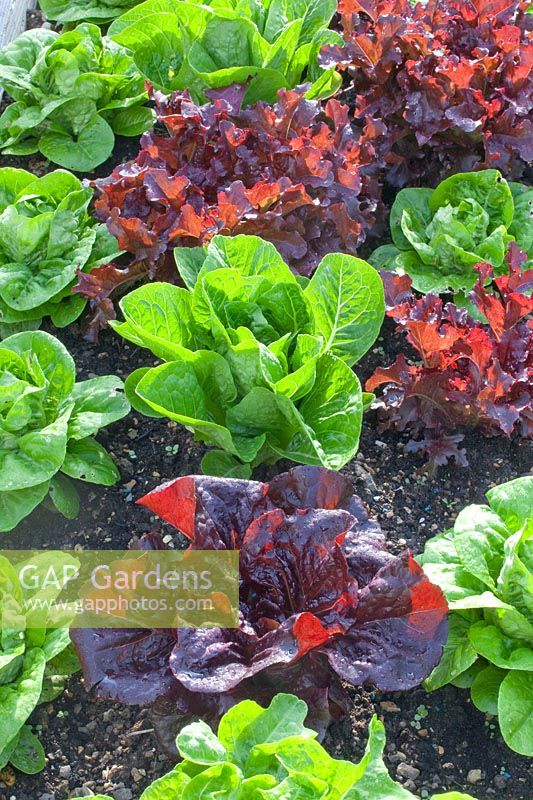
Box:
(111, 235), (384, 475)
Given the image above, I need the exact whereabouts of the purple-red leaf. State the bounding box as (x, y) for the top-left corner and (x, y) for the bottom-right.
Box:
(72, 466), (448, 741)
(366, 249), (533, 466)
(322, 0), (533, 186)
(81, 87), (381, 297)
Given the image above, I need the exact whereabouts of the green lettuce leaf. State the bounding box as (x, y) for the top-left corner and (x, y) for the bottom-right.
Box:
(116, 235), (382, 474)
(420, 476), (533, 756)
(108, 0), (338, 101)
(372, 170), (532, 294)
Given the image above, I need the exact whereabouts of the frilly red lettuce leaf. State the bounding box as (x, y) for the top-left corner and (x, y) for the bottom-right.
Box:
(75, 85), (382, 334)
(366, 246), (533, 466)
(320, 0), (533, 186)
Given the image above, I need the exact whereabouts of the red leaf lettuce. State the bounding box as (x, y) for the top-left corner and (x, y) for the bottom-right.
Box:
(320, 0), (533, 186)
(366, 245), (533, 467)
(71, 466), (447, 748)
(76, 84), (382, 335)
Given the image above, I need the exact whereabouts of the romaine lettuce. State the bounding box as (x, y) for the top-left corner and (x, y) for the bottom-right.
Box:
(0, 330), (130, 531)
(111, 235), (385, 475)
(419, 476), (533, 756)
(0, 168), (121, 337)
(108, 0), (342, 103)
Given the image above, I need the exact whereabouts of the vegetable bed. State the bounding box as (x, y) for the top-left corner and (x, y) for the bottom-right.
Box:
(3, 323), (532, 799)
(0, 3), (531, 800)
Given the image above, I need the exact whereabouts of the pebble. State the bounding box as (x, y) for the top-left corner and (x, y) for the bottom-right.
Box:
(389, 752), (407, 764)
(59, 766), (72, 779)
(40, 794), (56, 800)
(380, 701), (401, 713)
(467, 769), (483, 784)
(114, 790), (133, 800)
(131, 768), (145, 783)
(397, 763), (421, 781)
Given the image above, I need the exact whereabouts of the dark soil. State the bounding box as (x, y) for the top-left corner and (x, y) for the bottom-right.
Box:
(0, 11), (532, 800)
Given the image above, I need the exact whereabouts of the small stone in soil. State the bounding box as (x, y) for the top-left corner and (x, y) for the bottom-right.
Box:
(114, 790), (133, 800)
(467, 769), (483, 784)
(396, 763), (421, 781)
(380, 701), (401, 713)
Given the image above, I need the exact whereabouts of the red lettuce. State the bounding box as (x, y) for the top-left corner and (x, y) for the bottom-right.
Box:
(76, 84), (382, 336)
(320, 0), (533, 187)
(71, 467), (447, 747)
(366, 245), (533, 467)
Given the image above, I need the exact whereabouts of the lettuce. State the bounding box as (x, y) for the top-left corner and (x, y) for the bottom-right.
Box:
(371, 170), (533, 294)
(72, 467), (448, 744)
(0, 330), (130, 531)
(0, 24), (153, 171)
(419, 476), (533, 756)
(0, 168), (121, 337)
(111, 235), (385, 474)
(366, 247), (533, 468)
(90, 694), (475, 800)
(107, 0), (342, 102)
(0, 554), (80, 774)
(39, 0), (142, 25)
(79, 84), (381, 337)
(320, 0), (533, 187)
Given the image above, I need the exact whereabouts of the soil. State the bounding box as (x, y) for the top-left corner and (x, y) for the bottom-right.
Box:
(0, 10), (532, 800)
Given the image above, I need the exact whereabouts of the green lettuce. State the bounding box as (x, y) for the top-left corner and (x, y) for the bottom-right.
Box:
(39, 0), (142, 25)
(0, 24), (153, 171)
(108, 0), (343, 103)
(419, 476), (533, 756)
(371, 170), (533, 294)
(0, 330), (130, 531)
(92, 693), (476, 800)
(0, 553), (80, 775)
(112, 235), (384, 476)
(0, 167), (122, 337)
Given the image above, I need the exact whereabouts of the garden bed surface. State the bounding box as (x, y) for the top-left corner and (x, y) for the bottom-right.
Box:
(0, 9), (531, 800)
(0, 315), (529, 800)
